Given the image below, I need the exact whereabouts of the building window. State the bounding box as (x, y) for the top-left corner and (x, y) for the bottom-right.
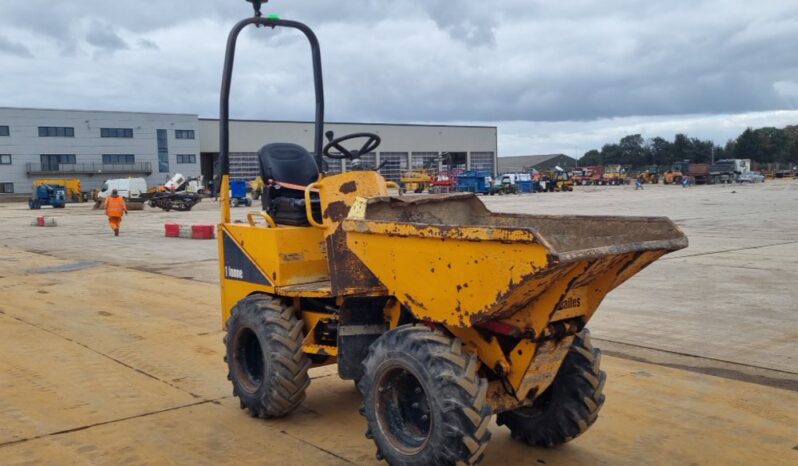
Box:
(176, 154), (196, 164)
(38, 126), (75, 137)
(102, 154), (135, 165)
(0, 155), (11, 165)
(100, 128), (133, 138)
(175, 129), (195, 139)
(40, 154), (76, 171)
(157, 129), (169, 173)
(0, 182), (13, 193)
(0, 126), (9, 136)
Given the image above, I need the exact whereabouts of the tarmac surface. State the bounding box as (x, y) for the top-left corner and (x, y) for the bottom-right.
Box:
(1, 180), (796, 464)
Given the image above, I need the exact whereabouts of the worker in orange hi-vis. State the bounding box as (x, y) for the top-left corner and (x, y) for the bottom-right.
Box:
(104, 189), (127, 236)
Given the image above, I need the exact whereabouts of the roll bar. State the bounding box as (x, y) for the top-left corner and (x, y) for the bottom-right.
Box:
(218, 15), (325, 178)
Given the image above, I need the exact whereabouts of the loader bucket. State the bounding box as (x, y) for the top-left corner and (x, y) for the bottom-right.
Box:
(343, 193), (687, 330)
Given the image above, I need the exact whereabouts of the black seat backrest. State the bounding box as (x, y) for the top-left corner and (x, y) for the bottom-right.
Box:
(257, 143), (322, 226)
(257, 143), (319, 186)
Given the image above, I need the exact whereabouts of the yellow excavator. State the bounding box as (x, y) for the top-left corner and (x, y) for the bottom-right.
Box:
(215, 3), (688, 465)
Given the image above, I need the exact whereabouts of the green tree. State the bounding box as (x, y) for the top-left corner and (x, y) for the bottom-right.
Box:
(734, 128), (760, 160)
(648, 137), (673, 166)
(618, 134), (646, 165)
(580, 149), (601, 165)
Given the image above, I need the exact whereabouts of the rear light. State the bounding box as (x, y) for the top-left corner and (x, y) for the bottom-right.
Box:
(476, 320), (521, 338)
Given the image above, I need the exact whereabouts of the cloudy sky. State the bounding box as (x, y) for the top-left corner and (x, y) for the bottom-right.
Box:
(1, 0), (797, 157)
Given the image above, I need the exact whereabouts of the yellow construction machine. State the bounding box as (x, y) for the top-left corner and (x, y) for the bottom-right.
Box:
(662, 169), (684, 184)
(216, 4), (688, 465)
(32, 178), (85, 202)
(639, 169), (660, 184)
(249, 176), (266, 200)
(399, 168), (434, 194)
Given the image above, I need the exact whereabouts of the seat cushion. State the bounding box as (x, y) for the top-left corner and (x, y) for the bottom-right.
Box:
(268, 196), (322, 226)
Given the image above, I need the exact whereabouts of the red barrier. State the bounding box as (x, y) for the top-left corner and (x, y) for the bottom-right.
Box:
(164, 223), (215, 239)
(191, 224), (215, 239)
(164, 223), (180, 237)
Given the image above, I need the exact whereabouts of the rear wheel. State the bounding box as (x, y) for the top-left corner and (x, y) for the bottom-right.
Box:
(360, 325), (491, 465)
(224, 294), (311, 418)
(497, 329), (606, 447)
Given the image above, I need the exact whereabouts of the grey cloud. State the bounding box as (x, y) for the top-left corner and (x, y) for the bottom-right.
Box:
(422, 0), (497, 46)
(85, 20), (129, 51)
(0, 0), (796, 129)
(137, 38), (159, 50)
(0, 34), (32, 57)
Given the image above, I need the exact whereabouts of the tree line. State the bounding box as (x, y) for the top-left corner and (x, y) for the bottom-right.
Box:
(579, 124), (798, 168)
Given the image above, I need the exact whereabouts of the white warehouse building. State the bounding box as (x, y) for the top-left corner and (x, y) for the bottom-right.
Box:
(0, 107), (497, 196)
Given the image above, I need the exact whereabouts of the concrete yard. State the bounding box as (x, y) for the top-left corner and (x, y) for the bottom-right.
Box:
(1, 181), (797, 465)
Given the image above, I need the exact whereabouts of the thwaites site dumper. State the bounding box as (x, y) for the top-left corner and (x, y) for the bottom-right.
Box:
(217, 3), (688, 465)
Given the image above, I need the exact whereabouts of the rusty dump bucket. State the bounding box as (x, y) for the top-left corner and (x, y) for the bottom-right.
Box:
(343, 193), (687, 329)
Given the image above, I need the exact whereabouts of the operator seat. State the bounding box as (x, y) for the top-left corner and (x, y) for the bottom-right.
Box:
(257, 143), (322, 226)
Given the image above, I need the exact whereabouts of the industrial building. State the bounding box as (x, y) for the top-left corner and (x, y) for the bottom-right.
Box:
(197, 119), (497, 183)
(498, 153), (578, 173)
(0, 107), (201, 195)
(0, 107), (497, 195)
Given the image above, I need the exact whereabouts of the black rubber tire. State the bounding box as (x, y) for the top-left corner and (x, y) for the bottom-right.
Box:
(224, 294), (311, 418)
(359, 325), (492, 466)
(497, 329), (606, 447)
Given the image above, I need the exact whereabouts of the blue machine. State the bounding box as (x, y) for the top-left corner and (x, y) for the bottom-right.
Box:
(456, 171), (492, 194)
(229, 179), (252, 207)
(29, 184), (66, 209)
(517, 179), (538, 193)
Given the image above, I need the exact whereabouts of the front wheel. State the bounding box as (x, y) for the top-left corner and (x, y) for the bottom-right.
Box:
(497, 328), (606, 447)
(359, 325), (492, 465)
(224, 294), (311, 418)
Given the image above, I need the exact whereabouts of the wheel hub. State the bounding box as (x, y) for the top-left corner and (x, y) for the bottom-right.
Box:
(374, 365), (432, 455)
(234, 327), (264, 392)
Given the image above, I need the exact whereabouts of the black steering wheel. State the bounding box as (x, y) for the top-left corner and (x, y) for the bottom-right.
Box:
(323, 131), (381, 160)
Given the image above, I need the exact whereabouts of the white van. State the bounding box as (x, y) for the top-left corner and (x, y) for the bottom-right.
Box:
(98, 178), (148, 201)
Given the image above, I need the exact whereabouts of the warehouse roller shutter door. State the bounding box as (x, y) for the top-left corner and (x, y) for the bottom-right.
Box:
(470, 151), (495, 175)
(378, 152), (408, 182)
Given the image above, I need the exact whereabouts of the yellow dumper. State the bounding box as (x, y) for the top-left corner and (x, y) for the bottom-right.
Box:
(217, 6), (688, 466)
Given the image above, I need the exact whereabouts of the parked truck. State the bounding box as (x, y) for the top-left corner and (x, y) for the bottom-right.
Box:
(687, 163), (709, 184)
(571, 166), (603, 185)
(708, 160), (737, 184)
